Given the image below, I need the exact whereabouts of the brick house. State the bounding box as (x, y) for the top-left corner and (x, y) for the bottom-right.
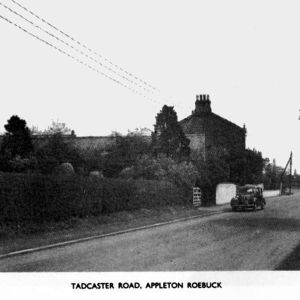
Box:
(180, 94), (246, 159)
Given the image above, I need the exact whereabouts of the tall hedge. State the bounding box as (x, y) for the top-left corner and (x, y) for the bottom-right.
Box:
(0, 173), (190, 230)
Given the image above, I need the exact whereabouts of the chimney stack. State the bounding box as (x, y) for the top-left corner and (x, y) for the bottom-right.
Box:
(193, 94), (212, 114)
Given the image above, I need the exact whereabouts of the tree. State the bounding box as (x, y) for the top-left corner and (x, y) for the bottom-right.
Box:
(103, 130), (152, 177)
(192, 147), (230, 206)
(193, 147), (230, 187)
(0, 115), (34, 158)
(31, 121), (75, 136)
(35, 121), (80, 174)
(119, 154), (198, 188)
(244, 148), (264, 184)
(152, 105), (190, 160)
(43, 121), (75, 136)
(262, 158), (286, 189)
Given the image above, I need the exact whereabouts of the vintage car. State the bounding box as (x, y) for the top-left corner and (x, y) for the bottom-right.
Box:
(230, 185), (266, 211)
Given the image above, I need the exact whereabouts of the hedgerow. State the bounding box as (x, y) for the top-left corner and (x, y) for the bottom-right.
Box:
(0, 173), (190, 232)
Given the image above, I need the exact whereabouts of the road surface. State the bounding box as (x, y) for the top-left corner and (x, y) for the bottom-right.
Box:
(0, 192), (299, 271)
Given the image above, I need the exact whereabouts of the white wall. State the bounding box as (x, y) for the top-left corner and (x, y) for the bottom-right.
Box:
(263, 190), (280, 198)
(216, 183), (237, 205)
(216, 184), (280, 205)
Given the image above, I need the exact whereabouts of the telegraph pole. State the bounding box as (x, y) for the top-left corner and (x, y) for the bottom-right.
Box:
(289, 152), (293, 194)
(279, 152), (293, 195)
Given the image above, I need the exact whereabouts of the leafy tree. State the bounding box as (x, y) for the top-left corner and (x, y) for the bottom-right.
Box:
(293, 169), (300, 187)
(103, 130), (152, 177)
(244, 148), (264, 184)
(191, 147), (230, 206)
(0, 115), (34, 158)
(43, 121), (75, 136)
(35, 122), (81, 174)
(225, 148), (245, 185)
(30, 122), (75, 136)
(262, 158), (286, 189)
(119, 154), (198, 189)
(152, 105), (190, 160)
(193, 147), (230, 187)
(80, 148), (105, 174)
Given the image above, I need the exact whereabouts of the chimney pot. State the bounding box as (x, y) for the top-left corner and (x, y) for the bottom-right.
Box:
(193, 94), (212, 114)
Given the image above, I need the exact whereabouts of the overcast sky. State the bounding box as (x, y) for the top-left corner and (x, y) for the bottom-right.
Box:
(0, 0), (299, 170)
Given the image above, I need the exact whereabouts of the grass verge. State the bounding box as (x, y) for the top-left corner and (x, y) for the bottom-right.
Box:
(0, 204), (224, 256)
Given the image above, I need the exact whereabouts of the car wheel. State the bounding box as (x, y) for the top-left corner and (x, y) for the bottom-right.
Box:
(252, 204), (256, 211)
(261, 203), (264, 210)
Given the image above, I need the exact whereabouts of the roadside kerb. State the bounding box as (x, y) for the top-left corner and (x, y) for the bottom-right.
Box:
(0, 209), (227, 260)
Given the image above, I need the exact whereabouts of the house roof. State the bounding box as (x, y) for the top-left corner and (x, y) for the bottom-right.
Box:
(180, 111), (244, 135)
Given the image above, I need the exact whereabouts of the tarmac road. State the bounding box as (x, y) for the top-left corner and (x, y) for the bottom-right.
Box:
(0, 191), (299, 271)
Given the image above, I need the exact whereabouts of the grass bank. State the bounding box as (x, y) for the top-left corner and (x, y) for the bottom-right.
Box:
(0, 204), (225, 256)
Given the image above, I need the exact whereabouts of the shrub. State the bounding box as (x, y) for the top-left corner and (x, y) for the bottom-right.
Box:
(101, 179), (135, 213)
(55, 162), (75, 176)
(35, 134), (83, 174)
(132, 179), (188, 209)
(0, 173), (190, 233)
(103, 131), (151, 177)
(0, 174), (103, 229)
(119, 154), (198, 189)
(79, 148), (105, 174)
(91, 178), (189, 213)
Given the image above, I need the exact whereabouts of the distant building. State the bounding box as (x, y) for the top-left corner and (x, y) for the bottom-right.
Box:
(0, 95), (246, 159)
(0, 135), (116, 154)
(179, 94), (246, 158)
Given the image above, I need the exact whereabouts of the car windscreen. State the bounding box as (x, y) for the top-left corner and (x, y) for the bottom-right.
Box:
(237, 187), (254, 194)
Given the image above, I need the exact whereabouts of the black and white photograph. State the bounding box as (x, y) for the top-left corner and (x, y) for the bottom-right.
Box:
(0, 0), (299, 299)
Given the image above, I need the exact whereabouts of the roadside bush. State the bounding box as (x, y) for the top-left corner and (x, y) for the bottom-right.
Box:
(131, 179), (188, 209)
(35, 134), (83, 174)
(55, 162), (75, 176)
(0, 173), (191, 233)
(0, 174), (103, 229)
(79, 148), (105, 174)
(119, 154), (198, 189)
(101, 178), (190, 213)
(103, 131), (151, 177)
(101, 179), (135, 213)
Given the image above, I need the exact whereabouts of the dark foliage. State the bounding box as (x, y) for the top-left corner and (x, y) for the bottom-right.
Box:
(103, 131), (151, 177)
(193, 147), (230, 205)
(262, 158), (284, 190)
(35, 133), (83, 174)
(227, 149), (245, 185)
(152, 105), (190, 160)
(119, 154), (198, 190)
(244, 149), (264, 184)
(80, 148), (105, 174)
(0, 174), (103, 230)
(0, 173), (189, 232)
(193, 148), (230, 185)
(0, 115), (34, 160)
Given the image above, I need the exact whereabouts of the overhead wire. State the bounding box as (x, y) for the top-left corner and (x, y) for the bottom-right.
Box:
(0, 13), (160, 104)
(9, 0), (160, 92)
(0, 1), (154, 94)
(1, 1), (184, 108)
